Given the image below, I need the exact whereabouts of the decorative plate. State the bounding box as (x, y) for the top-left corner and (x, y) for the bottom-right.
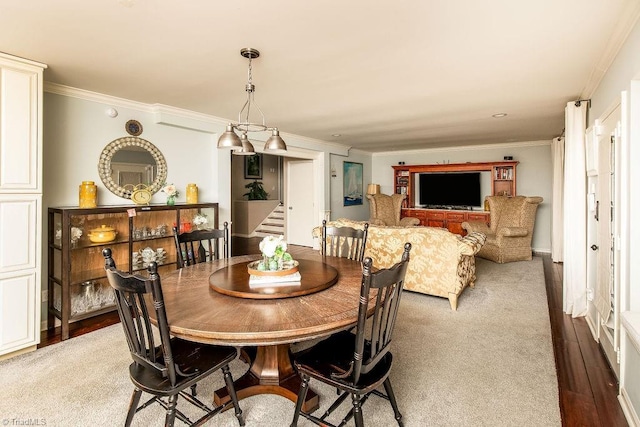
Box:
(247, 260), (299, 277)
(125, 119), (143, 136)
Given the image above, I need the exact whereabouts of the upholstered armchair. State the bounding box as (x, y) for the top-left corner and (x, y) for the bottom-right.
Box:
(462, 195), (543, 263)
(366, 193), (420, 226)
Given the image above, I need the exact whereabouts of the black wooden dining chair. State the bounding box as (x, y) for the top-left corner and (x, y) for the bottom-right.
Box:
(321, 220), (369, 261)
(290, 242), (412, 427)
(173, 221), (229, 268)
(102, 248), (244, 427)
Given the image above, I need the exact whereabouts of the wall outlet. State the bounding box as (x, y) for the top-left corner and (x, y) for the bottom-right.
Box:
(587, 288), (594, 301)
(41, 290), (48, 302)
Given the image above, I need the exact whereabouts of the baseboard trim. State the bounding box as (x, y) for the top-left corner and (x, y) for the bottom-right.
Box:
(619, 387), (639, 427)
(0, 344), (37, 361)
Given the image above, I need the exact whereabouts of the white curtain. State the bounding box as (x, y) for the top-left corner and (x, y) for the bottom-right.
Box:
(551, 137), (564, 262)
(563, 102), (588, 317)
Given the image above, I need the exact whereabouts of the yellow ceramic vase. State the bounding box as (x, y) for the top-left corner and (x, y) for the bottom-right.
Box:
(79, 181), (97, 208)
(186, 183), (198, 204)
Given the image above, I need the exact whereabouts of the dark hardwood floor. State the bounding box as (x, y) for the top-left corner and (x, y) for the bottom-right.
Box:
(543, 256), (627, 426)
(40, 240), (628, 426)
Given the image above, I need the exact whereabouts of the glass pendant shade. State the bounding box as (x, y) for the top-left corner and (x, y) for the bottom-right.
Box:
(232, 133), (256, 156)
(264, 129), (287, 154)
(217, 124), (242, 150)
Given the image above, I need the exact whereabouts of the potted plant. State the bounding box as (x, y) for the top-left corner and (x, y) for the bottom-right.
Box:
(244, 180), (269, 200)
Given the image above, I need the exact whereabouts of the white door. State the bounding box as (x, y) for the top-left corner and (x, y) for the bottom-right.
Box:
(592, 103), (620, 375)
(286, 160), (315, 247)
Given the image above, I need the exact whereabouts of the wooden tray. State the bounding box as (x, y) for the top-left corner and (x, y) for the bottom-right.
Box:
(247, 260), (299, 276)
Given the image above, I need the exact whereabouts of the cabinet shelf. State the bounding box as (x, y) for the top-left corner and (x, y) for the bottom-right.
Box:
(133, 235), (174, 243)
(47, 203), (219, 340)
(72, 239), (130, 250)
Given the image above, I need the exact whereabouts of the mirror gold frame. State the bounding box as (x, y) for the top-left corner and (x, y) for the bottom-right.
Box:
(98, 136), (167, 199)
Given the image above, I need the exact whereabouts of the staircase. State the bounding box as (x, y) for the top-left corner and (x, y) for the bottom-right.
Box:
(254, 203), (285, 238)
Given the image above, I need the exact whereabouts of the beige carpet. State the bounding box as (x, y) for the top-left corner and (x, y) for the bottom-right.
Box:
(0, 257), (560, 426)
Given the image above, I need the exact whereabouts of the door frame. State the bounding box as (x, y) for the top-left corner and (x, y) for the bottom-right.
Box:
(281, 147), (325, 246)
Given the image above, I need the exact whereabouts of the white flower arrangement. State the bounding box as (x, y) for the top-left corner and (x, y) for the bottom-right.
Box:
(193, 213), (208, 226)
(71, 226), (83, 245)
(161, 183), (179, 197)
(258, 236), (292, 271)
(259, 235), (287, 258)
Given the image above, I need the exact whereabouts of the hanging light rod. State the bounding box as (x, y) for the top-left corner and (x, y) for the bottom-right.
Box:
(573, 99), (591, 108)
(218, 48), (287, 155)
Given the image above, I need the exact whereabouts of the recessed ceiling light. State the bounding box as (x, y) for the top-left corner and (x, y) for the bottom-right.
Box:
(492, 113), (508, 118)
(332, 134), (342, 137)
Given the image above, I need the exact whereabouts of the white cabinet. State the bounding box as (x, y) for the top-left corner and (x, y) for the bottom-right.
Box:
(0, 53), (46, 358)
(0, 55), (42, 192)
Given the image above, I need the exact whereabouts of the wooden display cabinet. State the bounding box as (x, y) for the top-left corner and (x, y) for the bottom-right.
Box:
(393, 161), (517, 233)
(47, 203), (218, 340)
(393, 167), (411, 207)
(393, 161), (518, 206)
(492, 164), (516, 196)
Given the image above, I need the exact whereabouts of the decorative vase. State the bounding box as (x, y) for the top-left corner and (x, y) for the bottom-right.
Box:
(186, 183), (198, 204)
(79, 181), (97, 208)
(167, 196), (176, 206)
(261, 255), (284, 271)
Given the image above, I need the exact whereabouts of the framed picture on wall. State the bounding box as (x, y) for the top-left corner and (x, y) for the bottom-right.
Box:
(244, 154), (263, 179)
(343, 161), (363, 206)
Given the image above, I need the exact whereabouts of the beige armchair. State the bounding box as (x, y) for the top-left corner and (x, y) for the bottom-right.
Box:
(462, 195), (543, 263)
(366, 193), (420, 226)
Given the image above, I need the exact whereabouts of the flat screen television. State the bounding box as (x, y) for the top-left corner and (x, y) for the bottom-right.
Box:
(418, 172), (481, 208)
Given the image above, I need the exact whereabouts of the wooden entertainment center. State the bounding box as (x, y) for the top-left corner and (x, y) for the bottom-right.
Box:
(393, 161), (518, 235)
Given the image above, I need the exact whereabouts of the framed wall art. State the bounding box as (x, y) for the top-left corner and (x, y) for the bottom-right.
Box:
(244, 153), (263, 179)
(343, 161), (363, 206)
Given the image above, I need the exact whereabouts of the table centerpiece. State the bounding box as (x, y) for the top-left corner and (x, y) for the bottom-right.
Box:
(247, 235), (299, 277)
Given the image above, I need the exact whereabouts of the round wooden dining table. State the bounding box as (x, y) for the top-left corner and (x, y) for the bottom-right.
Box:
(151, 251), (366, 413)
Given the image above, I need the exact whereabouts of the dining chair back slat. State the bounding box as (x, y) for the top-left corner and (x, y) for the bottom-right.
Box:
(321, 220), (368, 262)
(174, 222), (229, 268)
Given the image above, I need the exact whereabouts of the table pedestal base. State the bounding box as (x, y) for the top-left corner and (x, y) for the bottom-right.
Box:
(214, 344), (319, 413)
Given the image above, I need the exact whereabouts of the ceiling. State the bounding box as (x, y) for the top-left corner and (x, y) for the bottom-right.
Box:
(0, 0), (636, 152)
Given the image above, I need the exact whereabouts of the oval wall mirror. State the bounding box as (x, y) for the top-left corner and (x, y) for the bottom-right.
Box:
(98, 136), (167, 199)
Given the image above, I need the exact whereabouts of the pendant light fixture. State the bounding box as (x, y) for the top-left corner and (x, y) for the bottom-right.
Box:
(233, 132), (256, 156)
(218, 48), (287, 154)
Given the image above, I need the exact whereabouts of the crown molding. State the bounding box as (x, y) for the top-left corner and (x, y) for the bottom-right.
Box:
(43, 82), (353, 153)
(44, 82), (154, 112)
(372, 140), (551, 157)
(581, 1), (640, 99)
(0, 51), (47, 69)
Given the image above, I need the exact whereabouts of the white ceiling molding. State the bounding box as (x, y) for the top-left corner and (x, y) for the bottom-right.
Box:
(0, 52), (47, 69)
(152, 104), (228, 134)
(372, 140), (551, 157)
(44, 82), (154, 112)
(44, 81), (352, 155)
(580, 1), (640, 99)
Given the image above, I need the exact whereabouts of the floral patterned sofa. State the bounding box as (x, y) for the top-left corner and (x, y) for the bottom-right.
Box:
(313, 219), (486, 310)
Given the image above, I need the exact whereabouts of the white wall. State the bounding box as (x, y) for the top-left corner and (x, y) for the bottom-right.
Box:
(329, 150), (372, 221)
(43, 93), (220, 209)
(372, 141), (553, 253)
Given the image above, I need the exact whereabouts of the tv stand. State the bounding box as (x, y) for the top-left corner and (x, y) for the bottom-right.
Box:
(403, 207), (489, 235)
